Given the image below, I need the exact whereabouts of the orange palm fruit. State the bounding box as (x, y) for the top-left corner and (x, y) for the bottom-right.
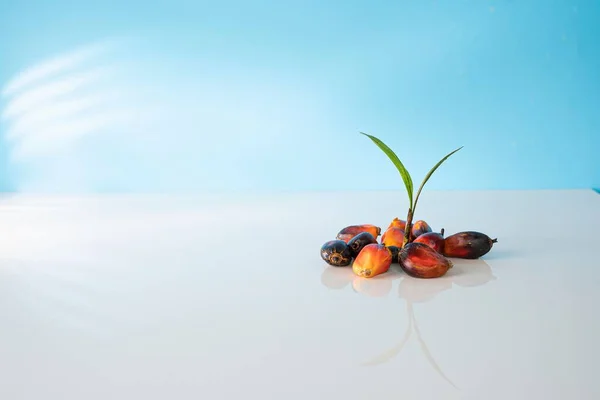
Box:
(352, 243), (392, 278)
(387, 217), (406, 231)
(411, 220), (432, 238)
(336, 224), (381, 243)
(399, 242), (453, 279)
(381, 227), (406, 248)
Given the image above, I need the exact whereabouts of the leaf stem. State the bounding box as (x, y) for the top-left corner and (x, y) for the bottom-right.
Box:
(403, 208), (413, 247)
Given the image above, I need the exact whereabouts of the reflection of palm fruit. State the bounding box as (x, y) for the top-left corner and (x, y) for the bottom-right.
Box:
(321, 266), (354, 289)
(352, 276), (393, 297)
(336, 224), (381, 243)
(411, 220), (432, 238)
(381, 227), (405, 248)
(413, 230), (445, 253)
(347, 232), (377, 257)
(452, 261), (496, 287)
(320, 240), (353, 267)
(352, 243), (392, 278)
(443, 231), (497, 259)
(398, 274), (453, 302)
(387, 217), (406, 231)
(399, 242), (453, 279)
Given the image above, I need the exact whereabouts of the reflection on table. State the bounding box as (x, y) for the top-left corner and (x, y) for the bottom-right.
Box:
(320, 258), (497, 389)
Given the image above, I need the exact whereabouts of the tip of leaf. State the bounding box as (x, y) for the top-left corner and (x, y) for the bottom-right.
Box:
(447, 145), (464, 155)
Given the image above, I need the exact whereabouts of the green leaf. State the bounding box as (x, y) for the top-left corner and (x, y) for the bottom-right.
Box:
(413, 146), (463, 210)
(360, 132), (413, 208)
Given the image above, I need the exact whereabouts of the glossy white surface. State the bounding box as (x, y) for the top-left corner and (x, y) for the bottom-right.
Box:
(0, 190), (599, 399)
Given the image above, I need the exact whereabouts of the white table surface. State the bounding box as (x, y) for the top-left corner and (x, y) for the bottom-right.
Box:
(0, 189), (599, 399)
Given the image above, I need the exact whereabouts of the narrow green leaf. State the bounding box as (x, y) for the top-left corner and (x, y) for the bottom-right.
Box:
(360, 132), (413, 208)
(413, 146), (463, 210)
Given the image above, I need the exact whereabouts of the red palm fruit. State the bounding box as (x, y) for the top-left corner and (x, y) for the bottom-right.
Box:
(443, 231), (497, 259)
(336, 224), (381, 243)
(381, 227), (405, 248)
(411, 220), (432, 238)
(412, 229), (445, 253)
(347, 232), (377, 257)
(352, 243), (392, 278)
(387, 217), (406, 231)
(399, 242), (453, 279)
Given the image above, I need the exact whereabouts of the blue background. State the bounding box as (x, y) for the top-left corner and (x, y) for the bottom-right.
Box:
(0, 0), (598, 193)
